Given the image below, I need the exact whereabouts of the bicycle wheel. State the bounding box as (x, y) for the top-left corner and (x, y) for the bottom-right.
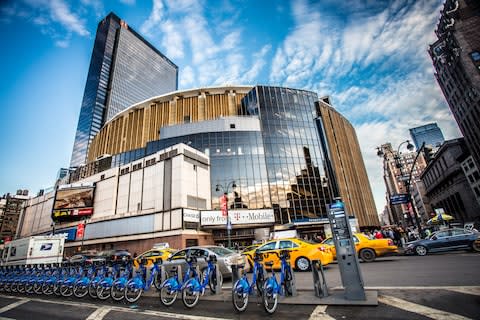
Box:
(73, 283), (89, 298)
(42, 283), (53, 295)
(232, 280), (248, 313)
(25, 282), (34, 294)
(33, 282), (43, 294)
(124, 282), (143, 303)
(88, 283), (98, 298)
(17, 282), (25, 293)
(262, 280), (278, 314)
(153, 273), (163, 291)
(53, 282), (62, 296)
(97, 285), (111, 300)
(110, 282), (125, 301)
(182, 279), (200, 308)
(208, 268), (222, 294)
(159, 282), (177, 306)
(60, 284), (73, 297)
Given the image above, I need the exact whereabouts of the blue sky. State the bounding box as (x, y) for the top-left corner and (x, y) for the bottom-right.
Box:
(0, 0), (461, 213)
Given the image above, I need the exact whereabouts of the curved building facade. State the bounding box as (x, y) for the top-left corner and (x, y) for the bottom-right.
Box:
(82, 85), (378, 245)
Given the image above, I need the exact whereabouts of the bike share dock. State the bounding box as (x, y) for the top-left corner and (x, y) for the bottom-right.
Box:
(146, 260), (377, 306)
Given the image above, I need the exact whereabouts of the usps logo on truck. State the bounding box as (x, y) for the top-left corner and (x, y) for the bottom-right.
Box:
(40, 243), (53, 251)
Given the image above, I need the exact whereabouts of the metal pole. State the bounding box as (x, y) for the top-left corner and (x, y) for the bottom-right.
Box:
(406, 142), (425, 236)
(81, 219), (87, 251)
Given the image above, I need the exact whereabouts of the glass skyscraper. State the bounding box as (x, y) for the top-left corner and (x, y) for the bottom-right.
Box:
(70, 12), (178, 168)
(409, 123), (445, 150)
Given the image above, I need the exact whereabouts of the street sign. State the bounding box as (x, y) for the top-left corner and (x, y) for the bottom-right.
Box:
(390, 193), (410, 205)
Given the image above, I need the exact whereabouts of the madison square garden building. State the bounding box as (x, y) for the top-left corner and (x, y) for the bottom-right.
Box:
(20, 85), (379, 254)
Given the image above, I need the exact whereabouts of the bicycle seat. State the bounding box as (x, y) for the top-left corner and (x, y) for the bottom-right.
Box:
(265, 261), (274, 267)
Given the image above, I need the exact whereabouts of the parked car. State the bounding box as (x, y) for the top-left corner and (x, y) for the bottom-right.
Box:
(322, 233), (399, 262)
(68, 253), (106, 264)
(162, 246), (248, 279)
(241, 243), (261, 254)
(133, 248), (177, 268)
(242, 238), (334, 271)
(405, 228), (480, 256)
(97, 249), (132, 262)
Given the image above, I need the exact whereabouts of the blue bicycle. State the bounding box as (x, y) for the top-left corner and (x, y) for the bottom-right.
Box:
(159, 254), (197, 306)
(262, 250), (294, 314)
(181, 254), (221, 308)
(110, 261), (132, 301)
(124, 259), (162, 303)
(231, 252), (265, 312)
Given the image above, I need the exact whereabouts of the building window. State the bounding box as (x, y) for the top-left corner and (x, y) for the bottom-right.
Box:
(184, 115), (191, 123)
(230, 123), (236, 129)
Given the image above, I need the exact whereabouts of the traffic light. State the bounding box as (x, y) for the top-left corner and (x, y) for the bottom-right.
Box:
(423, 146), (435, 163)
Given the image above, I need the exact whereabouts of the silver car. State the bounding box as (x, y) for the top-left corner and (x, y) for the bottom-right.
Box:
(161, 246), (248, 279)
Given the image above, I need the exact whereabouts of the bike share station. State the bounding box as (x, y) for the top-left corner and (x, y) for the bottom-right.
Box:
(198, 198), (378, 307)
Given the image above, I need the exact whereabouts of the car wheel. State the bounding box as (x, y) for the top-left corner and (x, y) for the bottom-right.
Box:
(471, 240), (480, 252)
(415, 245), (428, 256)
(359, 248), (376, 262)
(295, 256), (310, 271)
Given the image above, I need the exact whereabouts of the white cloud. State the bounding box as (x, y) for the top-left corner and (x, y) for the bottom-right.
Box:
(180, 65), (195, 88)
(49, 0), (90, 37)
(55, 39), (69, 48)
(140, 0), (165, 36)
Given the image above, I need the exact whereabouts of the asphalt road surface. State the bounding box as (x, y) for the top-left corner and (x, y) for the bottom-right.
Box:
(0, 252), (478, 320)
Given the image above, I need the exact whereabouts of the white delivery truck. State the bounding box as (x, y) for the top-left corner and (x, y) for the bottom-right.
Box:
(0, 235), (66, 266)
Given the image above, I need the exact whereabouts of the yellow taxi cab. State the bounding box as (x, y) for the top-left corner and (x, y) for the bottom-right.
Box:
(242, 238), (334, 271)
(133, 248), (177, 268)
(322, 233), (398, 262)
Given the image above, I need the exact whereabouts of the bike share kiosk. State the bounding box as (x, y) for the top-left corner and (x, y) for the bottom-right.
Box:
(327, 198), (367, 301)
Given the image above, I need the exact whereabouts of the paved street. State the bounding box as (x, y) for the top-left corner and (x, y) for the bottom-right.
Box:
(0, 252), (478, 320)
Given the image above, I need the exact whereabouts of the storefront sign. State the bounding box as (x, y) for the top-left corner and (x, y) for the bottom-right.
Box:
(183, 209), (200, 223)
(292, 217), (329, 225)
(201, 209), (274, 226)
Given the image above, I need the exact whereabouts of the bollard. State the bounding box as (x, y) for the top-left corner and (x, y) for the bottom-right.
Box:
(231, 263), (243, 286)
(287, 265), (297, 296)
(311, 259), (328, 298)
(215, 261), (222, 295)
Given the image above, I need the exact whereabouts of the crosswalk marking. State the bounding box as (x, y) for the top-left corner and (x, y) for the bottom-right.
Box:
(0, 299), (29, 314)
(86, 306), (112, 320)
(446, 287), (480, 296)
(379, 295), (473, 320)
(308, 305), (336, 320)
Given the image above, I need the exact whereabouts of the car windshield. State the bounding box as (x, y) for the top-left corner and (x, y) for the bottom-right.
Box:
(206, 247), (235, 256)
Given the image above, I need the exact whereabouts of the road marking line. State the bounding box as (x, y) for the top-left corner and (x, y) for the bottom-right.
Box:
(0, 299), (29, 314)
(0, 294), (232, 320)
(118, 307), (233, 320)
(348, 286), (480, 291)
(308, 305), (336, 320)
(86, 306), (112, 320)
(447, 287), (480, 296)
(379, 295), (472, 320)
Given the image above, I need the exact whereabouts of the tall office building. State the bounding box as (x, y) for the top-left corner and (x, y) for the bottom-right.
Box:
(429, 0), (480, 170)
(409, 123), (445, 150)
(70, 12), (178, 168)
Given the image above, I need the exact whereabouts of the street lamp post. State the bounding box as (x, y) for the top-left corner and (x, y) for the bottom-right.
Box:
(377, 140), (414, 226)
(215, 181), (236, 249)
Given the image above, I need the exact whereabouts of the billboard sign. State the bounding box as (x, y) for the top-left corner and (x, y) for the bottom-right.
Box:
(390, 193), (410, 205)
(201, 209), (275, 226)
(52, 186), (95, 221)
(220, 195), (228, 217)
